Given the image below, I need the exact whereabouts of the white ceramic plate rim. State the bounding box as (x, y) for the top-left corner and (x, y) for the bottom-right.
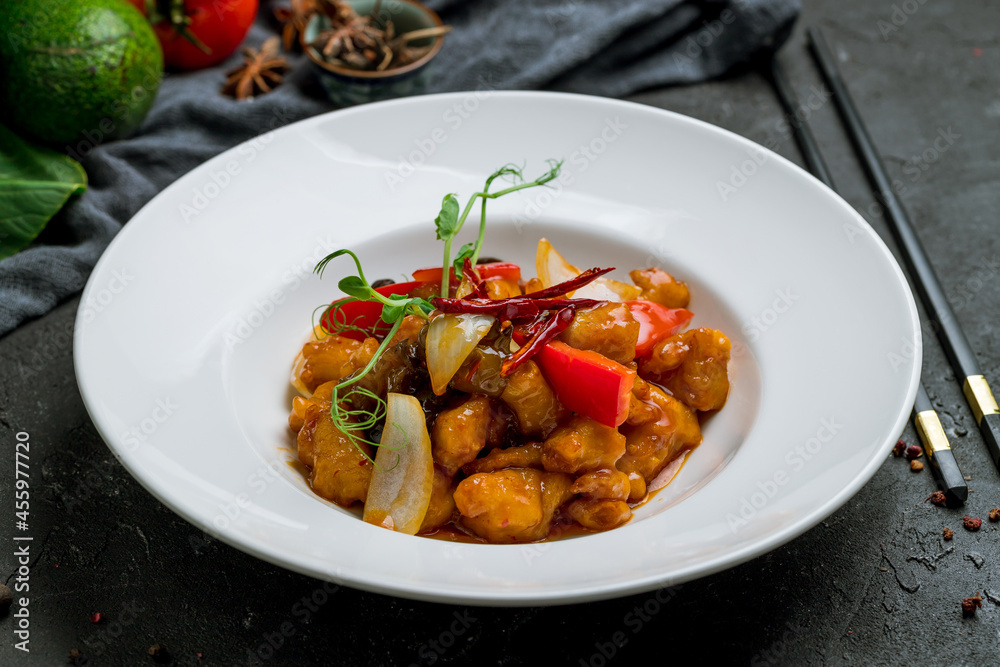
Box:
(74, 91), (921, 605)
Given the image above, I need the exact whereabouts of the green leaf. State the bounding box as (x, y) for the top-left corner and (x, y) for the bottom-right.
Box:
(452, 242), (475, 273)
(0, 124), (87, 260)
(381, 302), (405, 324)
(338, 275), (370, 299)
(434, 193), (460, 241)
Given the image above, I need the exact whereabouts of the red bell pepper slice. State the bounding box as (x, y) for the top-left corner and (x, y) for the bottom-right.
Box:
(534, 341), (636, 428)
(411, 262), (522, 284)
(628, 301), (693, 357)
(320, 281), (425, 341)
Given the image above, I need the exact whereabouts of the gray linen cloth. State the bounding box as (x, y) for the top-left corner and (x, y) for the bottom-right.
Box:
(0, 0), (799, 335)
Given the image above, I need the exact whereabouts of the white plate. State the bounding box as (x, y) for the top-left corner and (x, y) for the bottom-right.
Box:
(75, 91), (920, 605)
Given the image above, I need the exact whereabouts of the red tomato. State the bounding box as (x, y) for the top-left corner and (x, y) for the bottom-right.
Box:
(628, 301), (693, 357)
(128, 0), (259, 70)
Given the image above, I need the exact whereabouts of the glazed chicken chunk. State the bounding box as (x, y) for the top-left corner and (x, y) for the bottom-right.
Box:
(629, 267), (690, 308)
(296, 402), (372, 507)
(617, 378), (702, 484)
(431, 395), (491, 476)
(454, 468), (573, 542)
(639, 327), (731, 412)
(557, 302), (640, 365)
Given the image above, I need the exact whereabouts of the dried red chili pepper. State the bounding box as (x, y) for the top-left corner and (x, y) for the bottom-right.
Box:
(461, 258), (490, 300)
(522, 266), (615, 299)
(501, 307), (574, 376)
(432, 296), (604, 321)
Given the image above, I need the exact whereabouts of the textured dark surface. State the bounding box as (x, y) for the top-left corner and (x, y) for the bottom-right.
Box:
(2, 1), (999, 665)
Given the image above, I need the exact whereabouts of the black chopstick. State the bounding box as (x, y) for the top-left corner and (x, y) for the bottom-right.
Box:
(766, 57), (968, 503)
(807, 27), (1000, 473)
(913, 384), (968, 503)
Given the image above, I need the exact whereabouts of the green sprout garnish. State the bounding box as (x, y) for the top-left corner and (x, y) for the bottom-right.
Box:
(434, 160), (563, 297)
(309, 160), (563, 466)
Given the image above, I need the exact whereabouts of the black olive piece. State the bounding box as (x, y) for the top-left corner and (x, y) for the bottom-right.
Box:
(370, 278), (395, 288)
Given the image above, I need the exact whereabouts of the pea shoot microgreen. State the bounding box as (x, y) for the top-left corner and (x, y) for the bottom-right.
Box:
(309, 160), (563, 466)
(435, 160), (563, 297)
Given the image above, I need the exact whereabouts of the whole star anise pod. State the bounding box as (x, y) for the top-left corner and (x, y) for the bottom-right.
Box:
(222, 37), (291, 100)
(274, 0), (320, 51)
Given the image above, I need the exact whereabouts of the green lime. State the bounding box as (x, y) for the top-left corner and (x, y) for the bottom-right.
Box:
(0, 0), (163, 147)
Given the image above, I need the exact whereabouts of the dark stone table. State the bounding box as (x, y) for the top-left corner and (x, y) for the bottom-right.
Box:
(2, 1), (998, 664)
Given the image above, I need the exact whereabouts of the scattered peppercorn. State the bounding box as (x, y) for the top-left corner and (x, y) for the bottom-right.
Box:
(910, 460), (924, 472)
(0, 583), (12, 609)
(905, 444), (923, 460)
(68, 648), (87, 666)
(893, 439), (907, 457)
(943, 527), (954, 540)
(926, 491), (947, 506)
(989, 508), (1000, 522)
(962, 593), (983, 617)
(148, 644), (170, 664)
(90, 612), (102, 623)
(963, 516), (982, 531)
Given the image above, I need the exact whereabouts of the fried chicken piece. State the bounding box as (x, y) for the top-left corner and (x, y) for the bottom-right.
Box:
(386, 314), (425, 347)
(462, 442), (545, 475)
(500, 360), (567, 438)
(570, 469), (631, 501)
(296, 402), (371, 507)
(639, 328), (731, 412)
(566, 498), (632, 531)
(557, 302), (640, 364)
(541, 415), (626, 474)
(629, 267), (690, 308)
(419, 467), (457, 533)
(297, 335), (379, 393)
(454, 468), (573, 543)
(617, 379), (701, 483)
(431, 395), (491, 476)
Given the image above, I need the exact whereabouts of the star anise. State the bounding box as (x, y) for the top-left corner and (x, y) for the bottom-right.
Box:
(273, 0), (320, 52)
(222, 37), (291, 100)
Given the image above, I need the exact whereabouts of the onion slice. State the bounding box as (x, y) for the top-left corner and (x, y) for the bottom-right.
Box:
(535, 238), (640, 302)
(425, 313), (495, 395)
(363, 393), (435, 535)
